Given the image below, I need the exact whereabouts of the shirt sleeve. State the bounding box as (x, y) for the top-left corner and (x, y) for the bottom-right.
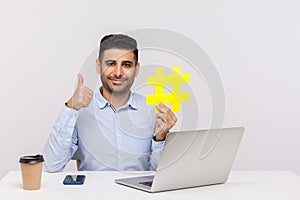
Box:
(149, 138), (165, 171)
(43, 105), (80, 172)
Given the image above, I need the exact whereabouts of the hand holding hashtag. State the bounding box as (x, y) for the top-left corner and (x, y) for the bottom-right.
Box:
(154, 103), (177, 141)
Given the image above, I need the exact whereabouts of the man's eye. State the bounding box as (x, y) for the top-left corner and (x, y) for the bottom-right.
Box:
(107, 62), (115, 66)
(123, 63), (132, 68)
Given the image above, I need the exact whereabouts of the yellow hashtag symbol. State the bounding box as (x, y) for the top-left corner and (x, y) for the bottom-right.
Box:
(146, 66), (190, 112)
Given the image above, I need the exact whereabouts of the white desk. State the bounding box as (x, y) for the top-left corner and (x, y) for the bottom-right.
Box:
(1, 170), (300, 199)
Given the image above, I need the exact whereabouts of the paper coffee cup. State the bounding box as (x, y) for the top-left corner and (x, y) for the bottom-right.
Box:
(19, 154), (44, 190)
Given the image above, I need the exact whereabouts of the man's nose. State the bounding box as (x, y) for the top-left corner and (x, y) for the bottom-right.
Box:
(113, 64), (123, 77)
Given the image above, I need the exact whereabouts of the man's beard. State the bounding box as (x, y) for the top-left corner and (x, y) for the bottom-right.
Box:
(101, 76), (134, 96)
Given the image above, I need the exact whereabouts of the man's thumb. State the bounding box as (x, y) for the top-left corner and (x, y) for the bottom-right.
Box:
(77, 73), (84, 86)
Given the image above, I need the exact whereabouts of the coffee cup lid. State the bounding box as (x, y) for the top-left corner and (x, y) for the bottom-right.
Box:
(19, 154), (44, 164)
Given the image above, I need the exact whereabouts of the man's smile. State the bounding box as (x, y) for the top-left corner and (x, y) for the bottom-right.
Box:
(109, 77), (128, 85)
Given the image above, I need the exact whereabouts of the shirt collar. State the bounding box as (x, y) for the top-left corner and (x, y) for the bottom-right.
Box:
(95, 87), (139, 110)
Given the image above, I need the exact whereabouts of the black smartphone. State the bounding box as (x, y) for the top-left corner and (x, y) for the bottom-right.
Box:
(63, 175), (86, 185)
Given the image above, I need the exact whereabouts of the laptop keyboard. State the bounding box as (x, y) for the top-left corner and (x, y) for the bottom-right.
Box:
(139, 181), (153, 187)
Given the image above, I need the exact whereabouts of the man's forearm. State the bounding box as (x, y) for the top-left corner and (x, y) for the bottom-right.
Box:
(43, 106), (79, 172)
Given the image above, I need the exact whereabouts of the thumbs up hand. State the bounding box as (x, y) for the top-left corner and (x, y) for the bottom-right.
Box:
(66, 73), (94, 110)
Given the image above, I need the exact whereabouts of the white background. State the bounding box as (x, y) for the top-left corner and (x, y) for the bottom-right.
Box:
(0, 0), (299, 179)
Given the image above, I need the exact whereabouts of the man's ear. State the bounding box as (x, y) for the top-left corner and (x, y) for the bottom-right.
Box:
(96, 59), (101, 74)
(135, 62), (140, 77)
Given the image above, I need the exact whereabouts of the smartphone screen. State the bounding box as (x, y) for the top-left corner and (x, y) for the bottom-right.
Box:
(63, 175), (86, 185)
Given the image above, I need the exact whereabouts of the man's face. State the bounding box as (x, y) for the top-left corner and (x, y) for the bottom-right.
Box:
(97, 48), (140, 96)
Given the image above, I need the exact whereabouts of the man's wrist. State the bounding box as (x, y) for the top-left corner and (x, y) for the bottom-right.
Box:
(65, 100), (73, 109)
(153, 135), (166, 142)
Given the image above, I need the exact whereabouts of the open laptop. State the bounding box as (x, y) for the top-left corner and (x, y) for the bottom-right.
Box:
(115, 127), (244, 193)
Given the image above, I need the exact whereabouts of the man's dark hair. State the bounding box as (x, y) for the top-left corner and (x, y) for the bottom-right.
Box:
(99, 34), (138, 63)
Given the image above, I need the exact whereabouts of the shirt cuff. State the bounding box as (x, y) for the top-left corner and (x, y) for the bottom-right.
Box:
(152, 137), (165, 147)
(57, 104), (80, 127)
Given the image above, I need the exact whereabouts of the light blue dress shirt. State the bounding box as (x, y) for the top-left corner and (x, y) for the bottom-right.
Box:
(43, 88), (164, 172)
